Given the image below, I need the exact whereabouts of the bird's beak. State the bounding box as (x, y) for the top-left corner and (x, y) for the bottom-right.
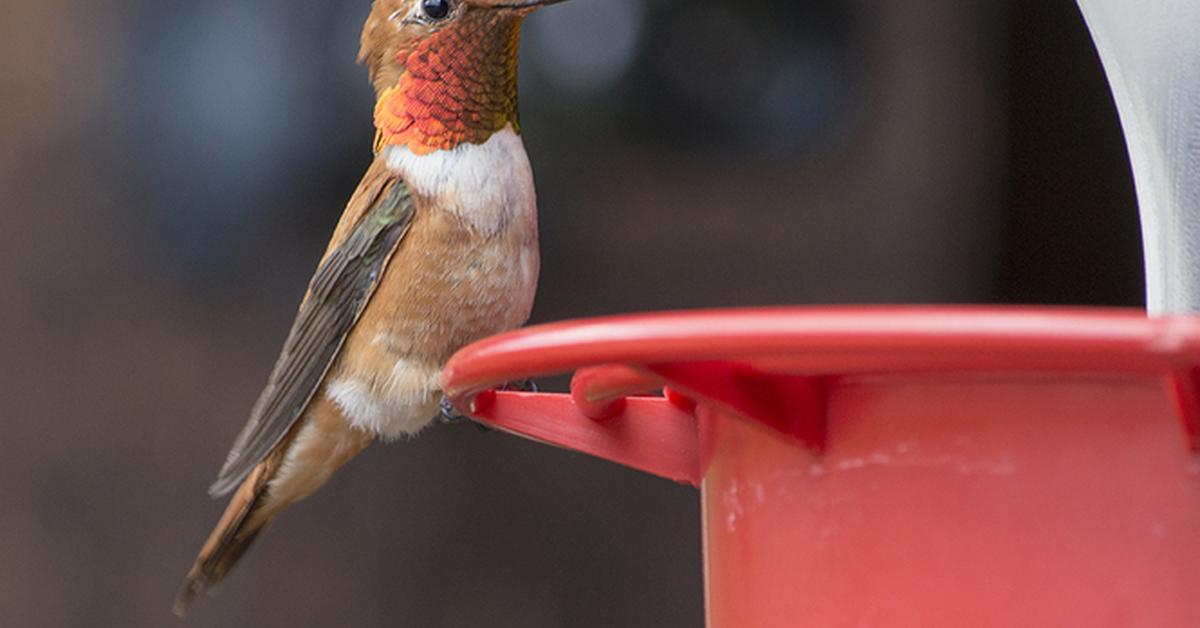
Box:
(476, 0), (567, 10)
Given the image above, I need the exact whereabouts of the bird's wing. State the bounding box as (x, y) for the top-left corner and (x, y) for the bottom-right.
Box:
(208, 175), (415, 497)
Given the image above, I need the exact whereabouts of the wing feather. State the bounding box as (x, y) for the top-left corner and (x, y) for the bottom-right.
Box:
(208, 179), (415, 497)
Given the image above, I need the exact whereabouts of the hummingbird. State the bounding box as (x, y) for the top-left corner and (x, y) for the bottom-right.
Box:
(175, 0), (563, 614)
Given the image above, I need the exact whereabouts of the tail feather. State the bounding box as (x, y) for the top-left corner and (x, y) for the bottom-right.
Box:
(175, 397), (374, 617)
(174, 448), (285, 617)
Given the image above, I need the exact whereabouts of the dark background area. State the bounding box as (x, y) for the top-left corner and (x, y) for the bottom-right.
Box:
(0, 1), (1142, 626)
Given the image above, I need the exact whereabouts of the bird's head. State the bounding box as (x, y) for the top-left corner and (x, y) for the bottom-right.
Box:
(361, 0), (564, 155)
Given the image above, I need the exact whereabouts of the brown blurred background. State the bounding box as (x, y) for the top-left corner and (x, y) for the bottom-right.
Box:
(0, 0), (1142, 626)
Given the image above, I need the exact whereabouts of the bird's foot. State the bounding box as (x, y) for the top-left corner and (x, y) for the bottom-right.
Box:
(438, 380), (537, 431)
(501, 378), (539, 393)
(439, 396), (470, 424)
(439, 396), (491, 432)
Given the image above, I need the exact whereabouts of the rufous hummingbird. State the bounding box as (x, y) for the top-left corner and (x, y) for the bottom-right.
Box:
(175, 0), (564, 614)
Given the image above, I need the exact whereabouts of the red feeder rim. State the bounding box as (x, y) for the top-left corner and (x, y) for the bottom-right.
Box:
(441, 306), (1200, 485)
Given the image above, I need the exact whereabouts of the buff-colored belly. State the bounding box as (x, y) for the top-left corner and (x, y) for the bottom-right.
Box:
(322, 206), (538, 440)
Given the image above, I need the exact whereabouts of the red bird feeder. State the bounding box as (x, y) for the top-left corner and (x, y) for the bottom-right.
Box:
(442, 306), (1200, 627)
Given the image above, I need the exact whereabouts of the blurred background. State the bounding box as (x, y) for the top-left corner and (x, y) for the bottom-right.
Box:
(0, 0), (1143, 626)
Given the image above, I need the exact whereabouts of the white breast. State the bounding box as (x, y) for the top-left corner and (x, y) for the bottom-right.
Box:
(383, 123), (537, 236)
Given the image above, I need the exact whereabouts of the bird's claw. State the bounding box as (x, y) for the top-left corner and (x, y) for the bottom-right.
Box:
(439, 397), (491, 432)
(501, 378), (539, 393)
(439, 398), (489, 432)
(439, 380), (537, 431)
(439, 396), (470, 424)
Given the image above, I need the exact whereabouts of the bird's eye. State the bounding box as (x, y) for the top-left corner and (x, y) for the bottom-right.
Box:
(420, 0), (452, 20)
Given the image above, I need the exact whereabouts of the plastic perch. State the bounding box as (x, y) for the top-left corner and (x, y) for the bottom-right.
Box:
(1077, 0), (1200, 314)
